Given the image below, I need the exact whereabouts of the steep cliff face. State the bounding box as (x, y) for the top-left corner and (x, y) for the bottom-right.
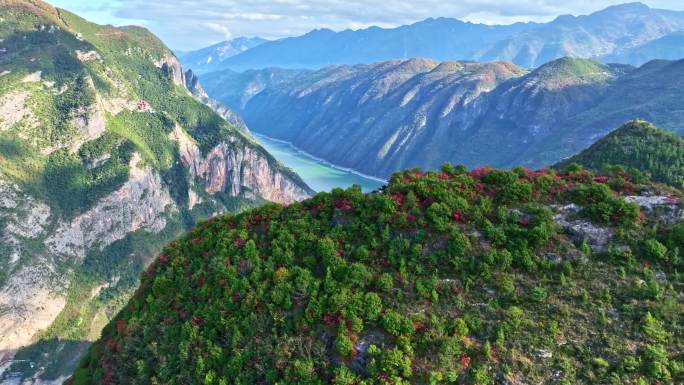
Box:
(208, 57), (684, 178)
(171, 126), (312, 205)
(45, 154), (175, 260)
(185, 69), (250, 132)
(0, 154), (174, 355)
(222, 59), (527, 177)
(156, 55), (186, 88)
(0, 1), (312, 382)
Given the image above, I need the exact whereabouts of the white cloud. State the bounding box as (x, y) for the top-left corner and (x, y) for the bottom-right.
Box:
(50, 0), (684, 50)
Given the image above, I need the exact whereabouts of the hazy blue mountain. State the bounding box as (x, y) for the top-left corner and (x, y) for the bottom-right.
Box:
(201, 67), (306, 109)
(178, 36), (267, 74)
(602, 31), (684, 66)
(204, 57), (684, 178)
(199, 3), (684, 71)
(476, 3), (684, 67)
(211, 19), (539, 71)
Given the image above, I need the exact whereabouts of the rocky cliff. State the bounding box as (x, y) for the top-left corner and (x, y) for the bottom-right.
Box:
(0, 1), (312, 382)
(185, 69), (251, 132)
(207, 57), (684, 178)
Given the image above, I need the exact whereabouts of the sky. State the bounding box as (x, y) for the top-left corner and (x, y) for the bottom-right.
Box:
(49, 0), (684, 51)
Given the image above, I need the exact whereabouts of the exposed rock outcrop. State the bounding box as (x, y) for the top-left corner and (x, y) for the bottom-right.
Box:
(185, 69), (250, 132)
(171, 126), (312, 205)
(157, 55), (186, 88)
(625, 194), (682, 224)
(45, 153), (176, 260)
(553, 204), (614, 253)
(0, 90), (36, 131)
(0, 265), (67, 354)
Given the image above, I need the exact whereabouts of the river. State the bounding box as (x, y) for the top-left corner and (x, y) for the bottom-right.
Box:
(253, 133), (386, 193)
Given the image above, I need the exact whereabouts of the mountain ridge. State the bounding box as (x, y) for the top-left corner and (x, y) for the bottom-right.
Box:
(0, 1), (312, 382)
(178, 36), (268, 74)
(203, 56), (684, 179)
(190, 3), (684, 72)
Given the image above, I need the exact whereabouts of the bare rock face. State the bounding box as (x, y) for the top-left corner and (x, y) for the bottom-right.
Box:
(0, 153), (177, 362)
(0, 176), (64, 358)
(45, 154), (176, 260)
(171, 126), (312, 205)
(625, 195), (682, 224)
(0, 266), (67, 354)
(553, 204), (613, 253)
(156, 55), (186, 88)
(0, 90), (37, 131)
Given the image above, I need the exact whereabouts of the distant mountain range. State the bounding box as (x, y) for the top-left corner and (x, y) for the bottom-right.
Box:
(186, 3), (684, 72)
(202, 57), (684, 178)
(178, 36), (267, 74)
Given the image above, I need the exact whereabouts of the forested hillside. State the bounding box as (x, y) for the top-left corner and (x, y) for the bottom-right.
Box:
(0, 0), (311, 382)
(71, 163), (683, 385)
(558, 120), (684, 188)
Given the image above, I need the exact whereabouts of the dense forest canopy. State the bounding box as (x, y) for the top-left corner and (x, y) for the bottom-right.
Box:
(559, 120), (684, 188)
(70, 163), (683, 385)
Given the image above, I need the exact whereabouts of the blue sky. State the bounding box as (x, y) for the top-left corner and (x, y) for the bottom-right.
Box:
(49, 0), (684, 51)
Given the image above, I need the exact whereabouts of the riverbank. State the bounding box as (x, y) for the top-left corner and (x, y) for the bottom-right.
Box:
(253, 132), (386, 193)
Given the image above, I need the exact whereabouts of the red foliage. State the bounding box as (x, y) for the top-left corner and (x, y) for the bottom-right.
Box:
(116, 319), (126, 334)
(324, 314), (342, 327)
(452, 209), (466, 222)
(217, 279), (226, 286)
(438, 172), (450, 180)
(234, 238), (246, 248)
(594, 176), (610, 184)
(391, 192), (406, 205)
(192, 316), (203, 326)
(231, 292), (241, 304)
(526, 168), (550, 179)
(157, 254), (168, 264)
(519, 216), (530, 226)
(460, 354), (471, 368)
(334, 199), (354, 211)
(196, 275), (205, 287)
(469, 166), (492, 179)
(413, 321), (426, 330)
(102, 362), (114, 385)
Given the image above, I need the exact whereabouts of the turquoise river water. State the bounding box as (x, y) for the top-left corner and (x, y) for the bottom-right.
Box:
(254, 133), (385, 193)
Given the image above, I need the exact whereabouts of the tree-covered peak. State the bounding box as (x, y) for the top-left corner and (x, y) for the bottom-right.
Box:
(558, 120), (684, 188)
(70, 164), (683, 385)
